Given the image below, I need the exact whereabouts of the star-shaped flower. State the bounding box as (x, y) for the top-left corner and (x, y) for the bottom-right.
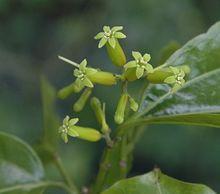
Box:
(124, 51), (154, 79)
(58, 116), (79, 143)
(74, 59), (97, 88)
(94, 26), (126, 48)
(164, 66), (186, 91)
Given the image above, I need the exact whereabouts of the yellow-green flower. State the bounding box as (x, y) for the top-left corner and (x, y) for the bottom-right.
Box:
(58, 116), (102, 143)
(164, 66), (185, 91)
(94, 26), (126, 48)
(124, 51), (154, 79)
(58, 116), (79, 143)
(73, 59), (97, 88)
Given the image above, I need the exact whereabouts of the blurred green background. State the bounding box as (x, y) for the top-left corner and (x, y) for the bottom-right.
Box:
(0, 0), (220, 193)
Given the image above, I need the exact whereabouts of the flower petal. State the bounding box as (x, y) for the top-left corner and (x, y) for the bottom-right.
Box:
(172, 83), (182, 92)
(143, 53), (151, 62)
(112, 26), (123, 32)
(169, 66), (179, 74)
(83, 77), (94, 88)
(136, 67), (144, 79)
(114, 32), (126, 39)
(94, 32), (104, 39)
(74, 69), (81, 77)
(79, 59), (87, 71)
(58, 126), (64, 133)
(68, 128), (79, 137)
(164, 76), (176, 84)
(63, 115), (70, 125)
(61, 133), (68, 143)
(179, 70), (185, 78)
(75, 78), (83, 88)
(108, 37), (116, 48)
(124, 61), (137, 69)
(180, 79), (185, 85)
(132, 51), (142, 60)
(98, 37), (107, 48)
(69, 118), (79, 126)
(103, 26), (110, 32)
(145, 64), (154, 73)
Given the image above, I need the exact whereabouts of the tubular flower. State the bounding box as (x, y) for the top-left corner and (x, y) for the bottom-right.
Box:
(94, 26), (126, 48)
(74, 59), (97, 88)
(59, 116), (102, 143)
(164, 66), (186, 91)
(124, 51), (154, 79)
(58, 116), (79, 143)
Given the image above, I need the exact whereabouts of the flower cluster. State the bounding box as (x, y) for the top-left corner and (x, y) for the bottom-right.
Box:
(57, 25), (190, 144)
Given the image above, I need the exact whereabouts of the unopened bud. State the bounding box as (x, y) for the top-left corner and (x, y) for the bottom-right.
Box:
(88, 71), (117, 86)
(73, 88), (92, 112)
(70, 126), (102, 142)
(90, 97), (109, 133)
(114, 93), (128, 124)
(123, 68), (138, 81)
(58, 82), (84, 99)
(106, 40), (126, 67)
(128, 96), (139, 112)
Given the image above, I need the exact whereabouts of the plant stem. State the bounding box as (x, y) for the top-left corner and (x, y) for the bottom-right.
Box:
(53, 153), (79, 194)
(92, 81), (151, 194)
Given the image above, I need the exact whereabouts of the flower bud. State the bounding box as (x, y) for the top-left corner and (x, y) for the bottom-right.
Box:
(106, 40), (126, 67)
(147, 69), (173, 84)
(70, 126), (102, 142)
(88, 71), (117, 86)
(73, 88), (92, 112)
(114, 93), (128, 124)
(57, 82), (84, 99)
(180, 65), (191, 74)
(123, 68), (138, 81)
(90, 97), (109, 133)
(128, 96), (139, 112)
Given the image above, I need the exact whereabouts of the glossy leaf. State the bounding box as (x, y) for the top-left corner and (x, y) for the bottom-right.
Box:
(102, 169), (216, 194)
(0, 132), (45, 194)
(139, 114), (220, 128)
(137, 22), (220, 127)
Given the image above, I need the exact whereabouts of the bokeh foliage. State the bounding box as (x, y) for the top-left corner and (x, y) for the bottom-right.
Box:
(0, 0), (220, 193)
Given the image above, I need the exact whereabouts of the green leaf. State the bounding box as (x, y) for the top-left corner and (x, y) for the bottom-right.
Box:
(137, 22), (220, 127)
(138, 114), (220, 128)
(35, 76), (60, 164)
(0, 132), (45, 194)
(101, 169), (216, 194)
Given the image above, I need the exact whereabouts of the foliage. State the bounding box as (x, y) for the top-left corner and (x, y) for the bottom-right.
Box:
(1, 21), (220, 194)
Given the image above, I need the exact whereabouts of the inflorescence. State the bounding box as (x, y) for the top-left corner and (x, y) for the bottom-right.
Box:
(57, 25), (190, 144)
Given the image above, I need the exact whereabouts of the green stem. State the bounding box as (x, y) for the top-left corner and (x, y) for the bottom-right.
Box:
(53, 153), (79, 194)
(92, 81), (151, 194)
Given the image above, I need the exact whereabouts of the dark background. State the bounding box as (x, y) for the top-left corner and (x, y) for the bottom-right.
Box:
(0, 0), (220, 193)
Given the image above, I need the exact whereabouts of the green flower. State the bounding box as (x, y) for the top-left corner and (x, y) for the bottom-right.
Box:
(124, 51), (154, 79)
(58, 116), (79, 143)
(164, 66), (186, 91)
(94, 26), (126, 48)
(74, 59), (97, 88)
